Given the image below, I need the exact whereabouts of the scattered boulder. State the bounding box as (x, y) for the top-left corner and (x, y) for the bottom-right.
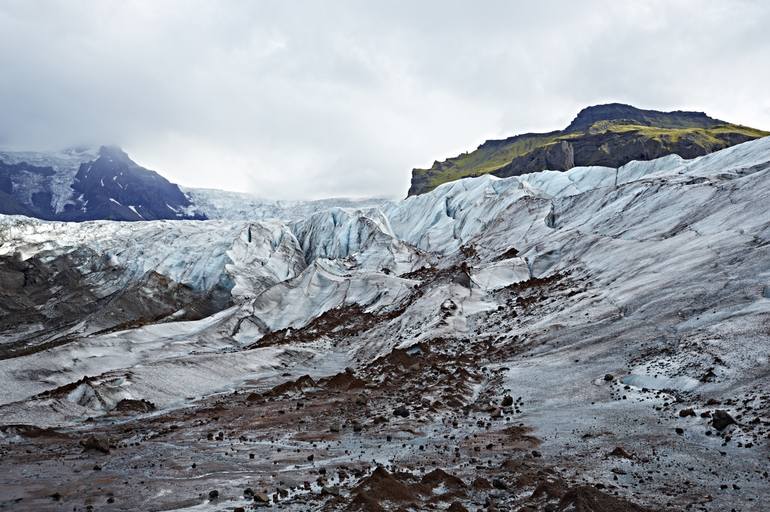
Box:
(208, 490), (219, 500)
(80, 436), (111, 454)
(679, 408), (696, 417)
(350, 466), (421, 504)
(492, 478), (508, 490)
(393, 406), (410, 418)
(421, 468), (467, 492)
(712, 410), (736, 431)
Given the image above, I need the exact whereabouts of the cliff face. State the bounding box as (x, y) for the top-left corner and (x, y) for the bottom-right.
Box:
(0, 146), (204, 221)
(408, 103), (769, 195)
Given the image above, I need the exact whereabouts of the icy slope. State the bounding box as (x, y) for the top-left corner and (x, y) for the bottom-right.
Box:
(0, 146), (100, 214)
(0, 216), (305, 294)
(184, 186), (391, 221)
(291, 207), (427, 273)
(3, 136), (769, 347)
(387, 136), (770, 255)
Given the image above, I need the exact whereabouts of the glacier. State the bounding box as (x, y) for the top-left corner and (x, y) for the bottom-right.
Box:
(1, 136), (770, 511)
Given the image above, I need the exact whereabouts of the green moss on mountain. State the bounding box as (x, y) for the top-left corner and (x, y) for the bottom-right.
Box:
(408, 104), (769, 196)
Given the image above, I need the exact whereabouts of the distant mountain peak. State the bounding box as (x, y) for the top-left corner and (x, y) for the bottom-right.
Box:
(565, 103), (724, 132)
(98, 144), (127, 156)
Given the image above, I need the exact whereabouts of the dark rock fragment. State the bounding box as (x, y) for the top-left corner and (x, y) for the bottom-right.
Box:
(393, 406), (410, 418)
(80, 436), (111, 454)
(712, 410), (736, 431)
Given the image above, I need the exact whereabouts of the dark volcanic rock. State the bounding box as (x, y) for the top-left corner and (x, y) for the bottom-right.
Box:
(114, 398), (157, 414)
(393, 406), (410, 418)
(0, 146), (205, 221)
(80, 435), (111, 454)
(712, 410), (736, 431)
(565, 103), (723, 132)
(407, 103), (766, 195)
(492, 126), (756, 180)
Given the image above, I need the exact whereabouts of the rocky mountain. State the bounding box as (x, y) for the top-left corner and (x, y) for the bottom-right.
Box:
(0, 145), (389, 223)
(408, 103), (769, 195)
(1, 136), (770, 510)
(0, 146), (205, 221)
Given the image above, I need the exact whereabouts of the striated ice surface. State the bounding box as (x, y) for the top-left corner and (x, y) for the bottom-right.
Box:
(2, 135), (770, 427)
(0, 146), (100, 213)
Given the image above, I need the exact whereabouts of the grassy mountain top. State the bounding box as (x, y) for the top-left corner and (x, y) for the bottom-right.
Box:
(408, 104), (769, 195)
(565, 103), (724, 131)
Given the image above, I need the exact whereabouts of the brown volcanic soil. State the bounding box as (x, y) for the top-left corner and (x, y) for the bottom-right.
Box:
(2, 259), (768, 511)
(0, 272), (662, 512)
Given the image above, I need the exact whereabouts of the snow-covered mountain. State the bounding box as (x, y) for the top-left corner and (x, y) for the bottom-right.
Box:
(2, 137), (770, 511)
(0, 145), (390, 223)
(0, 146), (205, 221)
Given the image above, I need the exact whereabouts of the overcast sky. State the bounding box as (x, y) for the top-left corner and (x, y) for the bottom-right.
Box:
(1, 1), (768, 199)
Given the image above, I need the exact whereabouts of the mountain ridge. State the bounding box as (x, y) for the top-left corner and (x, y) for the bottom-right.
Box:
(408, 103), (769, 195)
(0, 146), (391, 223)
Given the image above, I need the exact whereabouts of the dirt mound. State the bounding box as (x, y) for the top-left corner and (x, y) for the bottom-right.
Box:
(250, 305), (384, 349)
(420, 468), (467, 491)
(322, 370), (366, 390)
(528, 480), (654, 512)
(269, 374), (317, 395)
(558, 485), (654, 512)
(343, 493), (386, 512)
(350, 467), (424, 506)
